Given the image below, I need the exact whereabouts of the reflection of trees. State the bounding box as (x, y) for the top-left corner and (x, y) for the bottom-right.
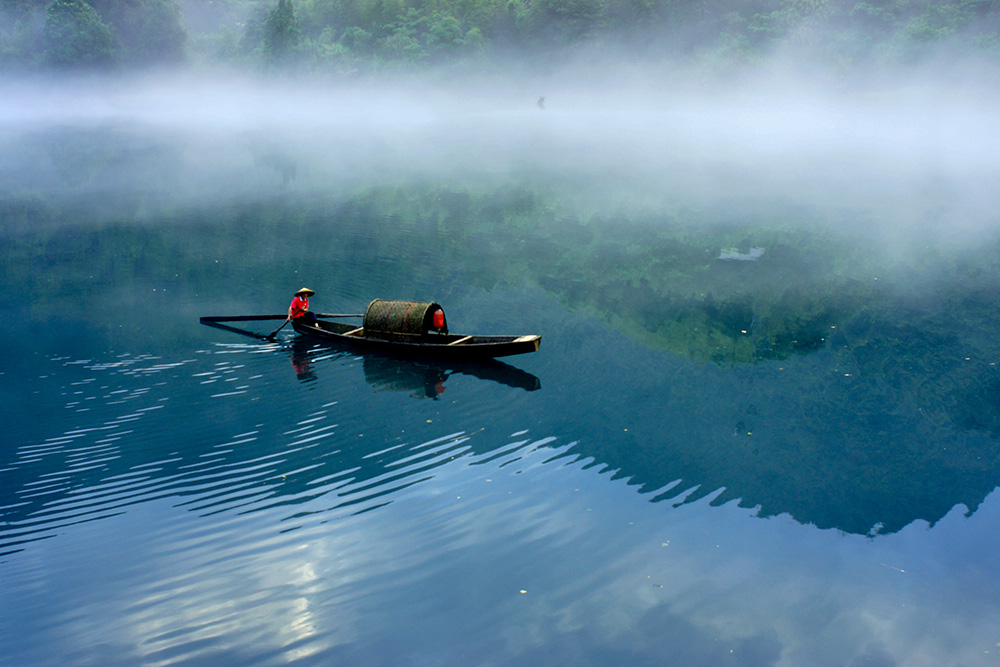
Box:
(7, 167), (1000, 535)
(563, 292), (1000, 536)
(4, 170), (877, 369)
(6, 289), (1000, 541)
(952, 370), (1000, 439)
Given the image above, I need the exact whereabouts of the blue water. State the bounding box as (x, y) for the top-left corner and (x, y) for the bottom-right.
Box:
(5, 277), (1000, 665)
(4, 78), (1000, 666)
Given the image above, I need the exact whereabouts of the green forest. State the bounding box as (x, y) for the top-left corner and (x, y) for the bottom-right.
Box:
(1, 0), (998, 74)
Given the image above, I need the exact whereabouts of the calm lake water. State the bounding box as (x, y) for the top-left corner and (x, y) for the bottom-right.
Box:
(3, 74), (1000, 665)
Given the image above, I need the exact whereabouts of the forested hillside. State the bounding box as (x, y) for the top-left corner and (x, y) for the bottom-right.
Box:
(1, 0), (998, 74)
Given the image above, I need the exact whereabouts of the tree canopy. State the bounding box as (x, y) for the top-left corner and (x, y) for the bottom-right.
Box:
(43, 0), (119, 68)
(0, 0), (998, 73)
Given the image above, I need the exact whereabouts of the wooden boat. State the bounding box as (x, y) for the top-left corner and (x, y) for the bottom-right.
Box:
(292, 318), (541, 360)
(201, 299), (541, 360)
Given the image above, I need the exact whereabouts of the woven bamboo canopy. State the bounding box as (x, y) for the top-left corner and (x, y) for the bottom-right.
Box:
(363, 299), (448, 336)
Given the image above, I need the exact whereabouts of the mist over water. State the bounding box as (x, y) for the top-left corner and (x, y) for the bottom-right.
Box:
(5, 52), (1000, 665)
(3, 64), (999, 248)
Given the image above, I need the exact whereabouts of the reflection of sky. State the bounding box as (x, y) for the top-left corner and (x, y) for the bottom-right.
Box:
(3, 424), (998, 665)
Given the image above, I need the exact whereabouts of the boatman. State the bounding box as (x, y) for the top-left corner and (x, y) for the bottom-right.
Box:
(287, 287), (318, 326)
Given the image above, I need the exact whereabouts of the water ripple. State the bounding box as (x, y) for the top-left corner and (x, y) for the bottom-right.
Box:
(1, 347), (568, 567)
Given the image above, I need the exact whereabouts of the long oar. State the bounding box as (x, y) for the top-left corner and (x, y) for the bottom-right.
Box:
(200, 313), (363, 323)
(200, 319), (273, 340)
(266, 319), (291, 341)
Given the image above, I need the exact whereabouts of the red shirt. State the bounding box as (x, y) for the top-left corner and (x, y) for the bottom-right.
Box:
(290, 296), (309, 318)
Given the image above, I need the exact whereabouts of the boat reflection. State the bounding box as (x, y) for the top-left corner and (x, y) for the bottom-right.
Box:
(361, 354), (540, 398)
(289, 337), (540, 395)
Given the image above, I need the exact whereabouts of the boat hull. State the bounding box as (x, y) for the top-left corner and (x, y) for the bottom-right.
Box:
(292, 319), (541, 360)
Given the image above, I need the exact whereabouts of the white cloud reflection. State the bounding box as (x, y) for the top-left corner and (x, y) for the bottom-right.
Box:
(4, 432), (998, 665)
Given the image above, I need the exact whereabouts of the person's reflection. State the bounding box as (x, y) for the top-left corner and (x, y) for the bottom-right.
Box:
(364, 356), (448, 399)
(290, 338), (318, 382)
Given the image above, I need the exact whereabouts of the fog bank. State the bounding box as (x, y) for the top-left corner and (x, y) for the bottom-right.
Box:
(2, 67), (998, 248)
